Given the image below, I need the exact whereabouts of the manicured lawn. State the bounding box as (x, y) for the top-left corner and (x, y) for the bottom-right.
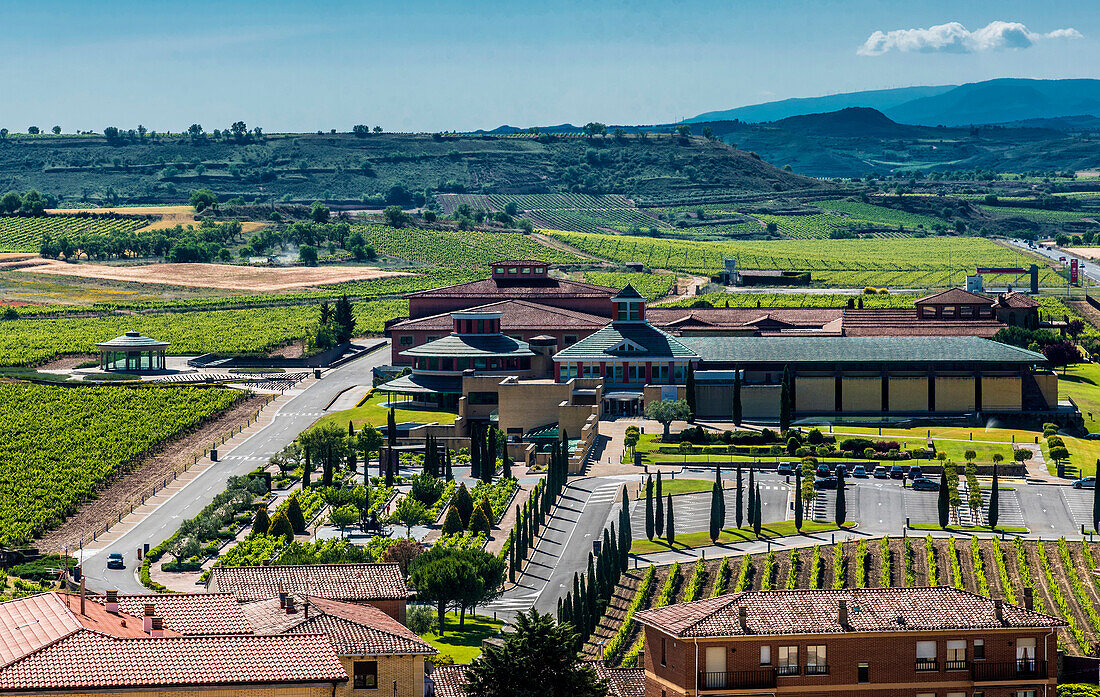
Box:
(630, 520), (839, 554)
(908, 524), (1029, 534)
(314, 392), (458, 431)
(419, 612), (503, 664)
(1047, 436), (1100, 478)
(655, 478), (715, 496)
(1059, 363), (1100, 433)
(833, 426), (1043, 444)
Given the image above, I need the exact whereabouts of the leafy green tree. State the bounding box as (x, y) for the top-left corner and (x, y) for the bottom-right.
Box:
(169, 536), (202, 564)
(463, 609), (607, 697)
(298, 244), (318, 266)
(310, 201), (330, 223)
(0, 191), (21, 214)
(392, 496), (431, 535)
(330, 504), (359, 534)
(189, 188), (218, 212)
(644, 399), (690, 439)
(383, 205), (412, 227)
(408, 547), (478, 636)
(299, 422), (348, 487)
(51, 126), (61, 135)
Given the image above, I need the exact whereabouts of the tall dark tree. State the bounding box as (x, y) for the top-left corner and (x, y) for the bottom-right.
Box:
(665, 494), (675, 546)
(483, 424), (497, 483)
(333, 294), (355, 343)
(709, 477), (723, 543)
(444, 448), (453, 481)
(752, 484), (762, 537)
(937, 470), (950, 529)
(386, 406), (397, 485)
(655, 472), (664, 538)
(1093, 460), (1100, 535)
(715, 466), (725, 526)
(302, 443), (311, 488)
(779, 364), (792, 433)
(618, 487), (631, 572)
(835, 468), (847, 527)
(585, 554), (598, 628)
(644, 475), (654, 541)
(685, 363), (696, 420)
(735, 462), (744, 528)
(732, 369), (742, 426)
(501, 445), (513, 480)
(989, 462), (1000, 530)
(747, 465), (756, 526)
(794, 465), (803, 532)
(470, 425), (482, 480)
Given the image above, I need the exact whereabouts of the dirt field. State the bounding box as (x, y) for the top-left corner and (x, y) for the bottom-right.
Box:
(46, 206), (267, 233)
(20, 259), (411, 291)
(1067, 248), (1100, 260)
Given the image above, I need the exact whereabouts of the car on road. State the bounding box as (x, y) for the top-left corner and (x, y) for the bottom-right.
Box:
(911, 477), (940, 491)
(106, 552), (124, 570)
(873, 466), (889, 479)
(1073, 476), (1097, 489)
(816, 463), (831, 477)
(908, 465), (924, 479)
(851, 465), (868, 478)
(1084, 433), (1100, 441)
(777, 463), (794, 475)
(890, 465), (906, 479)
(814, 476), (839, 490)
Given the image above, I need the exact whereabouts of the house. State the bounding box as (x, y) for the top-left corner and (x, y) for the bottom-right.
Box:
(634, 586), (1063, 697)
(205, 563), (411, 622)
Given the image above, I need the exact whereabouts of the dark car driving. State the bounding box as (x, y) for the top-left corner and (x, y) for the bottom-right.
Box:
(106, 552), (124, 569)
(911, 477), (939, 491)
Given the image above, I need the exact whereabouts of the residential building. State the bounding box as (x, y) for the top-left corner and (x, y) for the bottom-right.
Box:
(634, 586), (1063, 697)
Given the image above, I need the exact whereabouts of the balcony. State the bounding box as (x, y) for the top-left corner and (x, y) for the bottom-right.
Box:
(805, 664), (830, 676)
(777, 664), (801, 676)
(914, 658), (939, 672)
(698, 669), (777, 690)
(971, 660), (1049, 682)
(945, 659), (969, 671)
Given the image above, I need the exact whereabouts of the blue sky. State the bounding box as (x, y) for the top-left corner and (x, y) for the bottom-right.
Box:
(0, 0), (1095, 133)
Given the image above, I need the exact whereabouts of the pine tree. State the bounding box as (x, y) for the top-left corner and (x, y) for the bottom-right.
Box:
(732, 369), (742, 426)
(252, 506), (271, 536)
(655, 472), (664, 537)
(455, 483), (474, 528)
(779, 364), (792, 433)
(477, 497), (494, 527)
(644, 475), (654, 541)
(665, 494), (676, 546)
(794, 466), (803, 532)
(989, 463), (1000, 530)
(469, 506), (491, 534)
(442, 505), (463, 535)
(735, 461), (744, 528)
(268, 510), (294, 541)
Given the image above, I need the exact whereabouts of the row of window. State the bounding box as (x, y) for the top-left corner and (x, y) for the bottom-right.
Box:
(920, 305), (994, 318)
(413, 356), (532, 372)
(398, 334), (580, 348)
(453, 318), (500, 335)
(494, 265), (546, 275)
(559, 362), (687, 383)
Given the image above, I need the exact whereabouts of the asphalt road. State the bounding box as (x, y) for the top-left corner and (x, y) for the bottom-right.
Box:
(80, 343), (391, 593)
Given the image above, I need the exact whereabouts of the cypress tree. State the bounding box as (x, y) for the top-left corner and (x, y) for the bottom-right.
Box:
(686, 363), (696, 419)
(508, 534), (516, 581)
(732, 369), (742, 426)
(937, 470), (950, 529)
(709, 478), (722, 543)
(502, 447), (513, 480)
(665, 494), (676, 547)
(470, 425), (481, 480)
(444, 448), (453, 481)
(752, 484), (762, 537)
(252, 505), (271, 536)
(572, 573), (583, 630)
(597, 529), (611, 599)
(644, 475), (654, 540)
(835, 468), (847, 527)
(655, 472), (664, 537)
(735, 461), (744, 528)
(302, 445), (311, 488)
(620, 486), (631, 571)
(747, 465), (756, 525)
(561, 591), (572, 626)
(989, 462), (1000, 530)
(586, 554), (598, 629)
(455, 483), (474, 528)
(286, 495), (306, 535)
(715, 465), (725, 527)
(794, 465), (803, 532)
(779, 364), (792, 433)
(484, 424), (497, 483)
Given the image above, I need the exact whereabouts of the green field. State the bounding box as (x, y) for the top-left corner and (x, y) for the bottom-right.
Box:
(630, 521), (839, 554)
(352, 224), (583, 266)
(582, 272), (676, 300)
(0, 383), (243, 545)
(0, 298), (407, 366)
(420, 611), (504, 662)
(978, 206), (1093, 223)
(816, 199), (946, 230)
(551, 231), (1064, 287)
(0, 215), (148, 253)
(315, 392), (458, 431)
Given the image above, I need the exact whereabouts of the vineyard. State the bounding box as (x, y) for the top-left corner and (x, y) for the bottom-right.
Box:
(979, 206), (1095, 223)
(585, 536), (1100, 666)
(350, 224), (582, 266)
(582, 272), (676, 300)
(0, 215), (149, 253)
(0, 383), (243, 545)
(816, 200), (947, 230)
(665, 292), (921, 309)
(435, 193), (670, 234)
(0, 298), (407, 366)
(550, 231), (1065, 287)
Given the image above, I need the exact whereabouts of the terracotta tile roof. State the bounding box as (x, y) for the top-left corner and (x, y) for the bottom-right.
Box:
(0, 593), (166, 666)
(90, 592), (252, 636)
(648, 307), (843, 330)
(916, 288), (993, 305)
(391, 299), (609, 332)
(0, 631), (347, 690)
(428, 664), (468, 697)
(242, 595), (436, 656)
(999, 291), (1040, 308)
(635, 587), (1065, 638)
(206, 563), (409, 603)
(406, 277), (617, 300)
(842, 309), (1004, 338)
(589, 662), (646, 697)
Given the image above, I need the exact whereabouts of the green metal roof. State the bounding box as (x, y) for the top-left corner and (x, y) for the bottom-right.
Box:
(678, 336), (1046, 365)
(401, 334), (535, 359)
(553, 322), (698, 360)
(95, 331), (169, 349)
(376, 373), (462, 395)
(612, 284), (645, 301)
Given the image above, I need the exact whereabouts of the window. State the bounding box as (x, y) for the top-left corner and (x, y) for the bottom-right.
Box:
(495, 267), (505, 274)
(560, 364), (578, 379)
(660, 637), (667, 666)
(474, 358), (487, 370)
(508, 267), (518, 274)
(760, 646), (771, 666)
(673, 364), (687, 383)
(353, 661), (378, 689)
(522, 267), (531, 274)
(583, 364), (600, 378)
(960, 306), (974, 317)
(778, 646), (798, 675)
(805, 645), (827, 675)
(857, 663), (868, 683)
(468, 392), (498, 405)
(946, 640), (967, 670)
(942, 305), (956, 318)
(535, 267), (544, 274)
(1016, 692), (1037, 697)
(947, 693), (966, 697)
(915, 641), (937, 671)
(399, 335), (414, 346)
(564, 334), (578, 346)
(973, 639), (985, 660)
(477, 319), (485, 334)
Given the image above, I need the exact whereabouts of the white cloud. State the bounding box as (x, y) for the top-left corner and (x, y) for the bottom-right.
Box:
(858, 21), (1082, 56)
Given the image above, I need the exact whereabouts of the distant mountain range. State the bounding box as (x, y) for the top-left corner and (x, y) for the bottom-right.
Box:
(687, 78), (1100, 127)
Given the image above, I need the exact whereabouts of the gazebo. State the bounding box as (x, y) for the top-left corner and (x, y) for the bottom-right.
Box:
(96, 331), (170, 372)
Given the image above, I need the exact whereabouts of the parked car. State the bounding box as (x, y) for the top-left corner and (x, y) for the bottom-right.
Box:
(890, 465), (906, 479)
(908, 465), (924, 479)
(777, 463), (794, 475)
(851, 465), (868, 478)
(816, 464), (831, 477)
(106, 552), (124, 570)
(814, 476), (839, 490)
(873, 466), (889, 479)
(834, 464), (848, 478)
(911, 477), (940, 491)
(1073, 476), (1097, 489)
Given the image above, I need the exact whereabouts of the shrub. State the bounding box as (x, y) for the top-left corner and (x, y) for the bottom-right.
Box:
(807, 428), (823, 445)
(286, 495), (307, 534)
(406, 604), (436, 634)
(267, 511), (294, 541)
(839, 438), (874, 453)
(442, 505), (464, 535)
(454, 483), (474, 528)
(381, 539), (425, 574)
(469, 506), (491, 535)
(410, 473), (445, 507)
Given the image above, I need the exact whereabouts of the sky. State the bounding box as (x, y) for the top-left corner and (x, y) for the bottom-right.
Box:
(0, 0), (1096, 133)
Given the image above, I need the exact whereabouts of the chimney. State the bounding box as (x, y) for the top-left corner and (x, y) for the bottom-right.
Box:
(143, 603), (156, 634)
(278, 579), (287, 608)
(1024, 587), (1034, 611)
(105, 590), (119, 614)
(737, 606), (748, 632)
(285, 597), (297, 614)
(150, 616), (164, 637)
(994, 599), (1004, 623)
(838, 599), (849, 627)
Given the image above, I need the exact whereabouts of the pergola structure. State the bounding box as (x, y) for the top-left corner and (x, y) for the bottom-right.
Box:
(96, 331), (170, 372)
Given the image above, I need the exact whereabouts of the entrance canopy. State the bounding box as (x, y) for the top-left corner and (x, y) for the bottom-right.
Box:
(96, 331), (169, 372)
